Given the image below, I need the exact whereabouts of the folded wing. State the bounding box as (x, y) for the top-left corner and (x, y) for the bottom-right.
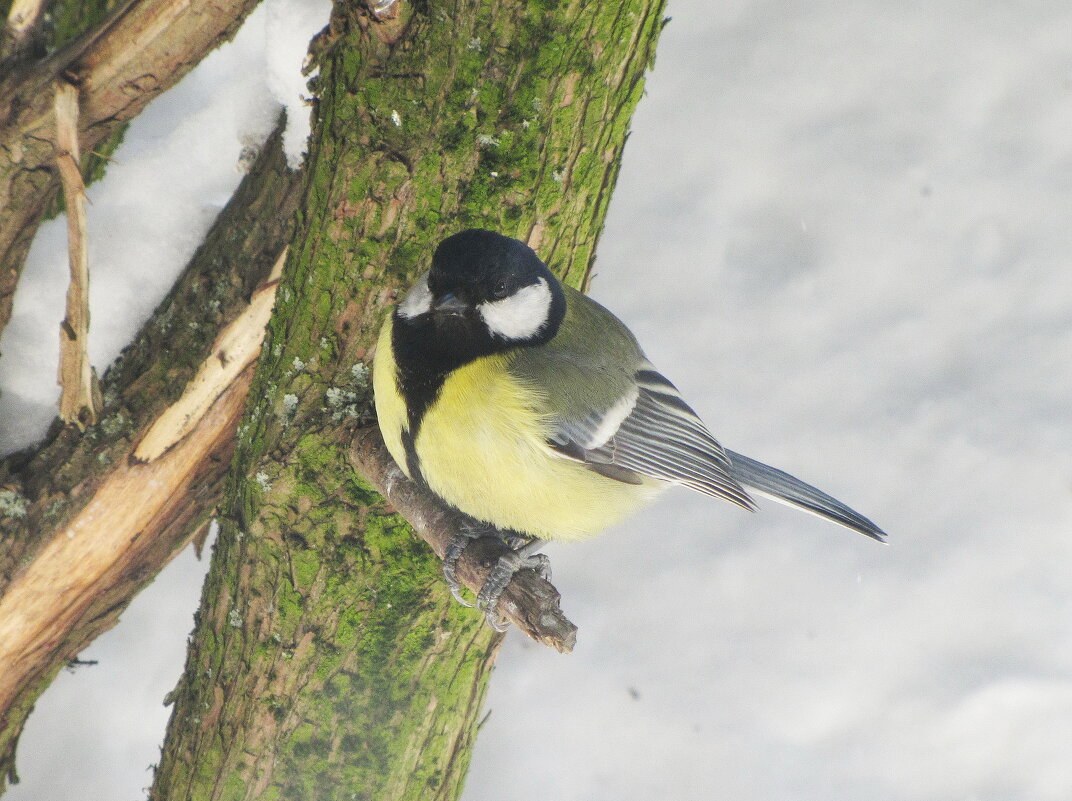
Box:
(547, 365), (756, 511)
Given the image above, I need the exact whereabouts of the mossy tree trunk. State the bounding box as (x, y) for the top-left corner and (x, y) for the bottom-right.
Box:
(151, 0), (667, 798)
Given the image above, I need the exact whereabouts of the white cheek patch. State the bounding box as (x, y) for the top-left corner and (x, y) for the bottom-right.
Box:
(478, 279), (552, 341)
(397, 272), (433, 319)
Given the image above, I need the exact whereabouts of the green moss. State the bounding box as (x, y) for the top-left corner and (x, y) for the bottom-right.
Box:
(289, 548), (321, 590)
(220, 772), (249, 801)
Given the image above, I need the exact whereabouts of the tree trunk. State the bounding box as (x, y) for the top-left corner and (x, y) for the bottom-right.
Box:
(0, 118), (303, 791)
(150, 1), (667, 798)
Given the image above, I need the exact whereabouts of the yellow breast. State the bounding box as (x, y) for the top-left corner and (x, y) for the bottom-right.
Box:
(372, 316), (661, 541)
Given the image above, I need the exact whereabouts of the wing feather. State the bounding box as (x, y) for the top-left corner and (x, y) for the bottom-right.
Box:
(586, 378), (755, 509)
(546, 364), (755, 511)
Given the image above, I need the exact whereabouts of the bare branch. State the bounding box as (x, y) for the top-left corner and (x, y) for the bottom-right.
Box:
(4, 0), (46, 38)
(0, 259), (283, 726)
(349, 428), (579, 654)
(134, 249), (287, 461)
(0, 362), (255, 718)
(53, 79), (100, 427)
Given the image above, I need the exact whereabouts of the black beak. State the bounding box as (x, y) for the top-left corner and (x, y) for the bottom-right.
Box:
(434, 292), (467, 315)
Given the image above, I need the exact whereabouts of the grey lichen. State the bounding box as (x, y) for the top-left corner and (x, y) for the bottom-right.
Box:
(279, 393), (299, 424)
(325, 363), (371, 421)
(99, 411), (127, 436)
(0, 488), (29, 519)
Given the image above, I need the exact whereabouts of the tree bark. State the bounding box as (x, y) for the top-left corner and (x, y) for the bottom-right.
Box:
(0, 0), (262, 341)
(0, 119), (304, 791)
(150, 1), (667, 798)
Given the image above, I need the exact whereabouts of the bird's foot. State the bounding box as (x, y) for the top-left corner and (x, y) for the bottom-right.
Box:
(477, 538), (549, 632)
(441, 526), (549, 630)
(442, 521), (515, 607)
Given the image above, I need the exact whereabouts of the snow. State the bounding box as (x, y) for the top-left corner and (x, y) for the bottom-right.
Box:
(3, 1), (1071, 799)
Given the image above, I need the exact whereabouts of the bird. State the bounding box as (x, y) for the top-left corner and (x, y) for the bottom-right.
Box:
(373, 229), (885, 626)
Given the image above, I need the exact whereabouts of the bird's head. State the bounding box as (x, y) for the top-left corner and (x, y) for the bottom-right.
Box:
(397, 229), (566, 351)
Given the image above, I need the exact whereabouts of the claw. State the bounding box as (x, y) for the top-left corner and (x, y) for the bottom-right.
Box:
(528, 552), (551, 583)
(442, 533), (475, 607)
(483, 607), (510, 632)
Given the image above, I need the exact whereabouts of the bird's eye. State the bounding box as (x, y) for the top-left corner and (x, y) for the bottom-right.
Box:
(491, 281), (509, 300)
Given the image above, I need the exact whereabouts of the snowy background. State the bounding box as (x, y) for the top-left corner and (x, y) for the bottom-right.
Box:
(3, 0), (1071, 799)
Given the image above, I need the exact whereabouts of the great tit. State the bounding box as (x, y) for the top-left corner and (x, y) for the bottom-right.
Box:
(373, 229), (885, 618)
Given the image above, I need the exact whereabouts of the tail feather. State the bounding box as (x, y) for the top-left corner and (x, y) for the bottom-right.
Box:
(725, 450), (886, 542)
